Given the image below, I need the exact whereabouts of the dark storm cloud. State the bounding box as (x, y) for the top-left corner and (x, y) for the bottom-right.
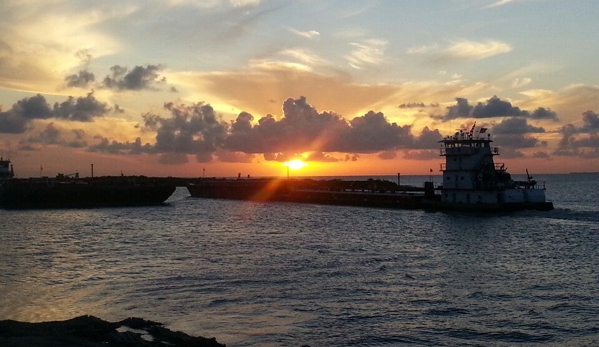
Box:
(64, 70), (96, 88)
(31, 122), (62, 144)
(103, 65), (165, 91)
(530, 107), (558, 120)
(412, 126), (443, 149)
(12, 94), (54, 119)
(88, 136), (153, 155)
(52, 92), (111, 121)
(151, 101), (228, 158)
(343, 111), (413, 152)
(21, 123), (88, 149)
(90, 100), (230, 160)
(492, 118), (545, 134)
(223, 97), (414, 156)
(556, 110), (599, 158)
(493, 134), (543, 149)
(0, 93), (110, 133)
(92, 96), (426, 163)
(472, 96), (524, 118)
(444, 97), (473, 120)
(581, 110), (599, 132)
(441, 96), (558, 121)
(0, 94), (54, 133)
(0, 112), (32, 134)
(223, 97), (349, 153)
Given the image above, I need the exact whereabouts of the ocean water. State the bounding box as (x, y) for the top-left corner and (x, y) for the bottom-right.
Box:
(0, 174), (597, 346)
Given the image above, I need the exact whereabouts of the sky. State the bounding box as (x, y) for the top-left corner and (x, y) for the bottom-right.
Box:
(1, 0), (598, 178)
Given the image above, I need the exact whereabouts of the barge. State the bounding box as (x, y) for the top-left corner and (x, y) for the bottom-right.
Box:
(0, 158), (176, 209)
(187, 127), (553, 212)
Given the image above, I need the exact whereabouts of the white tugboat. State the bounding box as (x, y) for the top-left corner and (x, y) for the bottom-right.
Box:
(438, 126), (553, 211)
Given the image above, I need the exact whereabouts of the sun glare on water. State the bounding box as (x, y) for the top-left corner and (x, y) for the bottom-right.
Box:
(284, 159), (307, 170)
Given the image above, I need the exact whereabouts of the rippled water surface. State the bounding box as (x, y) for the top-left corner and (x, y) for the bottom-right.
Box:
(1, 174), (598, 346)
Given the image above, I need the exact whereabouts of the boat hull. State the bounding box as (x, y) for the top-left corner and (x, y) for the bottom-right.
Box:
(186, 179), (552, 212)
(423, 200), (554, 212)
(0, 177), (176, 209)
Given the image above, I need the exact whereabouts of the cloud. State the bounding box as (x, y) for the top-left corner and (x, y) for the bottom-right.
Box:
(398, 102), (439, 109)
(64, 70), (96, 88)
(25, 122), (63, 145)
(171, 0), (263, 9)
(486, 0), (521, 8)
(412, 126), (443, 149)
(493, 134), (543, 149)
(52, 92), (112, 121)
(0, 94), (53, 133)
(580, 110), (599, 132)
(155, 102), (228, 156)
(103, 65), (166, 91)
(492, 117), (545, 134)
(88, 136), (153, 155)
(496, 147), (526, 159)
(512, 77), (532, 88)
(407, 40), (512, 63)
(444, 40), (513, 60)
(288, 28), (320, 39)
(175, 63), (404, 119)
(0, 93), (111, 133)
(223, 96), (413, 157)
(532, 151), (550, 159)
(555, 110), (599, 158)
(441, 96), (558, 121)
(346, 39), (388, 69)
(216, 150), (254, 163)
(305, 152), (347, 163)
(249, 48), (329, 72)
(20, 123), (89, 149)
(443, 97), (473, 120)
(344, 110), (413, 151)
(0, 2), (124, 92)
(212, 2), (288, 42)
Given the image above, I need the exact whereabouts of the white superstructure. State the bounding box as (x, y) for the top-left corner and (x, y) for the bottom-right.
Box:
(0, 157), (13, 179)
(439, 128), (547, 206)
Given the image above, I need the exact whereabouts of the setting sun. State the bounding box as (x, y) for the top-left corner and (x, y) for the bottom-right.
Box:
(284, 159), (307, 170)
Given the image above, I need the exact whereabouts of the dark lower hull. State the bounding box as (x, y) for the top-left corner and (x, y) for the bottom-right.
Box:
(186, 179), (553, 212)
(422, 200), (554, 212)
(0, 178), (176, 209)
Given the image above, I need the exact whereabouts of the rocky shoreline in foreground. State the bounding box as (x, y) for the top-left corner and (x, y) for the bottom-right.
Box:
(0, 315), (226, 347)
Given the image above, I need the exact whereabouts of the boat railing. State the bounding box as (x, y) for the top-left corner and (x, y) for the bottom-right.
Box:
(514, 180), (546, 190)
(476, 180), (547, 190)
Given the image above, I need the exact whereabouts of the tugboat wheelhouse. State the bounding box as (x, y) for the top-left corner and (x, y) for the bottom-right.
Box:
(439, 127), (549, 208)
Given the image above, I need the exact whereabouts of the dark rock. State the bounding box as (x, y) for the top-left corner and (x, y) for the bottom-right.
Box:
(0, 315), (225, 347)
